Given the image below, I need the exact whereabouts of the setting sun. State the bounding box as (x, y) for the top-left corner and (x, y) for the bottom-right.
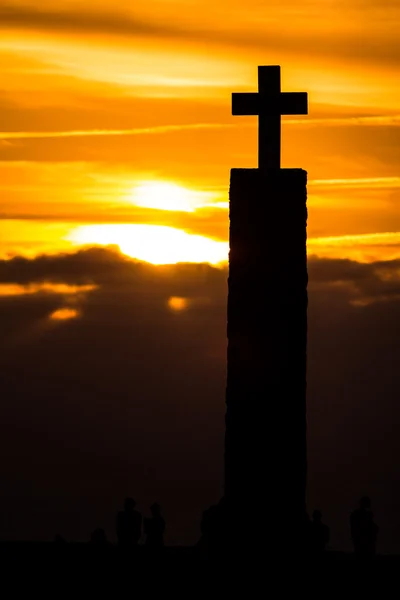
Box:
(67, 224), (229, 265)
(128, 181), (225, 213)
(129, 181), (220, 213)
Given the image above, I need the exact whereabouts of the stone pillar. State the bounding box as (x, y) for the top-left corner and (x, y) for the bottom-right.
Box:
(225, 168), (308, 551)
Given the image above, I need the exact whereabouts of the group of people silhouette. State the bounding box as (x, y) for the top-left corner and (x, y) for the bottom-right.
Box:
(87, 498), (166, 548)
(116, 498), (165, 548)
(199, 495), (379, 557)
(57, 495), (379, 557)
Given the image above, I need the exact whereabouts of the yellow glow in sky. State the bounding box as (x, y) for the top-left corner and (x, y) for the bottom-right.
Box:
(0, 283), (96, 297)
(130, 181), (219, 212)
(307, 232), (400, 263)
(67, 224), (229, 265)
(168, 296), (189, 311)
(50, 308), (80, 321)
(0, 1), (399, 266)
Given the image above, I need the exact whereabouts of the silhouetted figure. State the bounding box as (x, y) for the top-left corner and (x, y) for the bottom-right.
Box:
(90, 528), (108, 545)
(199, 504), (218, 547)
(144, 503), (165, 547)
(116, 497), (142, 548)
(350, 496), (378, 558)
(303, 512), (312, 553)
(198, 497), (231, 556)
(198, 503), (219, 555)
(215, 496), (230, 546)
(309, 510), (330, 554)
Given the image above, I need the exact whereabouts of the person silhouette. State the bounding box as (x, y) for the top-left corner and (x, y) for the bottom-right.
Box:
(198, 496), (231, 556)
(199, 504), (219, 549)
(350, 496), (378, 558)
(116, 497), (142, 548)
(144, 503), (165, 547)
(309, 510), (330, 554)
(301, 511), (311, 553)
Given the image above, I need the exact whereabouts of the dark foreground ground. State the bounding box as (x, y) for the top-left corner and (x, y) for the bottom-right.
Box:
(1, 542), (399, 593)
(0, 542), (400, 584)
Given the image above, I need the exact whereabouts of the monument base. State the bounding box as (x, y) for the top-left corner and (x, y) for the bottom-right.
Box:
(225, 168), (308, 551)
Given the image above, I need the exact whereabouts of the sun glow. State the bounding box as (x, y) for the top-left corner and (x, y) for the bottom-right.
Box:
(67, 224), (229, 265)
(168, 296), (189, 311)
(129, 182), (219, 213)
(0, 283), (96, 297)
(50, 308), (79, 321)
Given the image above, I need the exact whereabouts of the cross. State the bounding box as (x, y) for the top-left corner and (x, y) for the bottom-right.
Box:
(232, 66), (308, 169)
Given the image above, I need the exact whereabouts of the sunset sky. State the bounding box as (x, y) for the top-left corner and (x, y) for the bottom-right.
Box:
(1, 0), (400, 263)
(1, 1), (400, 551)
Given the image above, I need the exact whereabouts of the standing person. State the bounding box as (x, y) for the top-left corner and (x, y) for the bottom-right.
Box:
(350, 496), (378, 558)
(116, 497), (142, 548)
(144, 503), (166, 547)
(309, 510), (330, 554)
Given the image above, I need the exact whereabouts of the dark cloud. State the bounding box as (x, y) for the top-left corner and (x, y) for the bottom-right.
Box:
(0, 246), (228, 292)
(0, 246), (143, 285)
(2, 247), (400, 303)
(1, 247), (400, 551)
(309, 257), (400, 303)
(0, 248), (228, 544)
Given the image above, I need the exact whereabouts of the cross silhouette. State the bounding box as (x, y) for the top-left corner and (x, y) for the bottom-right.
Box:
(232, 66), (308, 169)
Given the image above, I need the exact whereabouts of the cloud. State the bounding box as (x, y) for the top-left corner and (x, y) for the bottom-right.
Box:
(0, 246), (138, 285)
(310, 177), (400, 189)
(0, 247), (228, 545)
(2, 246), (400, 304)
(1, 2), (399, 68)
(0, 282), (95, 296)
(308, 233), (400, 263)
(1, 247), (400, 551)
(0, 123), (234, 140)
(287, 116), (400, 127)
(0, 3), (171, 38)
(308, 256), (400, 304)
(2, 118), (400, 143)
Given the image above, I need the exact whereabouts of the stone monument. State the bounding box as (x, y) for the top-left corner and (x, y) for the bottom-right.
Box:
(225, 66), (308, 551)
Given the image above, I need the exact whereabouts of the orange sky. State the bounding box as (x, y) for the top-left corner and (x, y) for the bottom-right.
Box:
(2, 1), (400, 550)
(1, 0), (400, 263)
